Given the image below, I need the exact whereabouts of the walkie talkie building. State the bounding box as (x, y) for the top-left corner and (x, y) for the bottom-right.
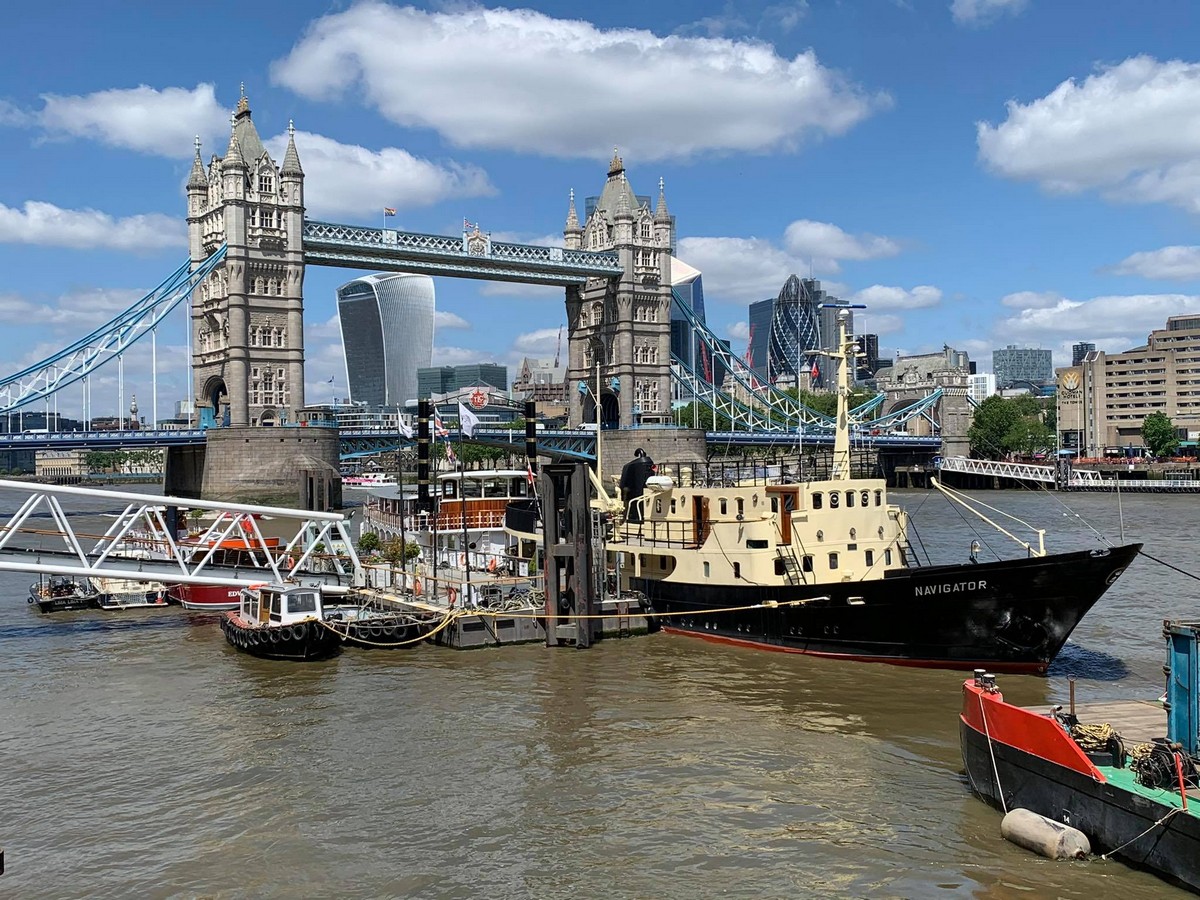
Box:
(336, 273), (435, 409)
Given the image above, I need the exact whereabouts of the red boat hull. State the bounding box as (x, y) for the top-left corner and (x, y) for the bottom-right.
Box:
(169, 583), (242, 611)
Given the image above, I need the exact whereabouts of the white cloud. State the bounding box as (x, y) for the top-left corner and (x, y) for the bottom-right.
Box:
(996, 292), (1200, 347)
(859, 313), (905, 336)
(679, 235), (808, 303)
(726, 321), (751, 341)
(678, 218), (902, 301)
(0, 99), (32, 127)
(1110, 245), (1200, 281)
(999, 289), (1062, 309)
(783, 220), (901, 273)
(677, 2), (808, 38)
(37, 83), (228, 158)
(0, 201), (185, 251)
(846, 284), (941, 309)
(305, 314), (341, 341)
(272, 3), (887, 161)
(265, 130), (494, 219)
(950, 0), (1028, 26)
(977, 56), (1200, 212)
(512, 328), (562, 356)
(432, 345), (503, 367)
(434, 310), (471, 330)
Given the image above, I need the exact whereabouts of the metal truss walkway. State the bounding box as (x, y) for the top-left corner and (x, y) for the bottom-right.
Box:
(303, 221), (622, 285)
(0, 247), (227, 415)
(0, 480), (362, 592)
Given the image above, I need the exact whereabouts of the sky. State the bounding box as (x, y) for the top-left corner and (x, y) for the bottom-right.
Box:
(4, 0), (1200, 421)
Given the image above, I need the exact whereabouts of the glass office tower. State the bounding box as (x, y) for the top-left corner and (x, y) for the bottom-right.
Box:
(336, 273), (435, 409)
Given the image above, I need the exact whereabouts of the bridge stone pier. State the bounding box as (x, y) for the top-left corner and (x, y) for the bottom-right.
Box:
(182, 92), (339, 506)
(876, 364), (972, 458)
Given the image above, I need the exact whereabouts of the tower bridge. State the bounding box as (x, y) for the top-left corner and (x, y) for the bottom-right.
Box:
(0, 92), (955, 500)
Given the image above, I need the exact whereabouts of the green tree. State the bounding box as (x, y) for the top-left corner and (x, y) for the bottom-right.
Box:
(1142, 411), (1179, 457)
(358, 531), (381, 554)
(381, 537), (419, 565)
(968, 396), (1021, 459)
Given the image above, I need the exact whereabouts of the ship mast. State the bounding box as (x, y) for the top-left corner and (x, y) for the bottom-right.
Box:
(830, 309), (854, 480)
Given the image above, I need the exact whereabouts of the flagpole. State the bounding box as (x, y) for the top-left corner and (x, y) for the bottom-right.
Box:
(458, 424), (470, 607)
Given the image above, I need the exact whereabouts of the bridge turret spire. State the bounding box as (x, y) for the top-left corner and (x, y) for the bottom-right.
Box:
(565, 189), (581, 231)
(280, 120), (303, 177)
(187, 136), (208, 190)
(607, 146), (624, 179)
(224, 131), (246, 170)
(654, 176), (670, 222)
(615, 174), (633, 220)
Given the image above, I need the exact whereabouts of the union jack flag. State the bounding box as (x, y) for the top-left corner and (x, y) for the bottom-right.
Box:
(434, 412), (449, 438)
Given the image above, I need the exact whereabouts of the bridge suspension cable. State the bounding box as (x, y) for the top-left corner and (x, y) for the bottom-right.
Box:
(669, 288), (939, 433)
(0, 246), (227, 415)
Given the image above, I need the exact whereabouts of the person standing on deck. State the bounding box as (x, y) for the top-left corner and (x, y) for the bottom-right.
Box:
(619, 448), (655, 523)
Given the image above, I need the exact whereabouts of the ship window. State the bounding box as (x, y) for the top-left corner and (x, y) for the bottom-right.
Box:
(733, 562), (741, 579)
(829, 493), (839, 509)
(639, 554), (647, 569)
(719, 498), (727, 515)
(770, 497), (778, 513)
(703, 561), (711, 578)
(442, 481), (456, 498)
(746, 539), (768, 549)
(288, 592), (317, 614)
(655, 499), (662, 514)
(752, 494), (758, 507)
(812, 492), (823, 509)
(874, 490), (882, 506)
(670, 499), (677, 514)
(865, 549), (874, 566)
(885, 548), (893, 565)
(861, 490), (869, 507)
(775, 558), (786, 576)
(829, 552), (839, 570)
(269, 592), (281, 620)
(802, 555), (813, 572)
(483, 478), (506, 497)
(462, 479), (482, 498)
(846, 491), (855, 508)
(660, 556), (668, 570)
(736, 498), (744, 517)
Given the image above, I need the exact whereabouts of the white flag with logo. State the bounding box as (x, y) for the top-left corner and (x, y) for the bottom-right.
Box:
(458, 402), (480, 438)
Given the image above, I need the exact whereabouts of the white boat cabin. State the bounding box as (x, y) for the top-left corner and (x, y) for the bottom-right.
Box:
(239, 583), (325, 626)
(612, 474), (912, 588)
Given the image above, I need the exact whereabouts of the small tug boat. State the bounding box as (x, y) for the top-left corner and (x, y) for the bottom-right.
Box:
(220, 583), (341, 661)
(606, 309), (1140, 673)
(28, 576), (100, 613)
(961, 621), (1200, 894)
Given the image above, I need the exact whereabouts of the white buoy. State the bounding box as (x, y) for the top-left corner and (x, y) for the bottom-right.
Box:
(1001, 808), (1091, 860)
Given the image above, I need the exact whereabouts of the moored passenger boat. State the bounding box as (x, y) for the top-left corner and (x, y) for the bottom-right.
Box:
(606, 309), (1140, 673)
(220, 583), (341, 661)
(28, 575), (100, 613)
(169, 531), (284, 611)
(92, 577), (169, 610)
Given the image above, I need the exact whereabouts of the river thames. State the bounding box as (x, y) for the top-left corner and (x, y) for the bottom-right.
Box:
(0, 485), (1195, 898)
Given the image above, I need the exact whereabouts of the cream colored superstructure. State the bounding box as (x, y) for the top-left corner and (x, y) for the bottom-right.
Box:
(607, 309), (913, 592)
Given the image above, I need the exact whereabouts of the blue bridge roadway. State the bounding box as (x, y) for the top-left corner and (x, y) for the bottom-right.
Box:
(0, 427), (940, 461)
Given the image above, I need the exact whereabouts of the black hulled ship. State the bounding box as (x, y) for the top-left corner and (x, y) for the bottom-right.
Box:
(607, 309), (1139, 673)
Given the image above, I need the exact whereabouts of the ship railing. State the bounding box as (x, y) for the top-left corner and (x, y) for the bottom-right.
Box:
(615, 517), (700, 548)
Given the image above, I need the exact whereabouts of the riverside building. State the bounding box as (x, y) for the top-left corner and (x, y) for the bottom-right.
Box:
(1056, 315), (1200, 455)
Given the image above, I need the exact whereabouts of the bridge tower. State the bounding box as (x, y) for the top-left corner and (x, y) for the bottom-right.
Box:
(186, 90), (306, 428)
(563, 152), (674, 427)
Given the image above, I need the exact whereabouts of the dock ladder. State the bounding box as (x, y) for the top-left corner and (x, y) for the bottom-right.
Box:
(776, 544), (806, 585)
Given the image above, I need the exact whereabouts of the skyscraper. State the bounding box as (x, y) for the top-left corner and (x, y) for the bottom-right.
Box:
(746, 276), (846, 385)
(1072, 341), (1096, 367)
(336, 273), (435, 409)
(746, 298), (774, 379)
(993, 345), (1053, 389)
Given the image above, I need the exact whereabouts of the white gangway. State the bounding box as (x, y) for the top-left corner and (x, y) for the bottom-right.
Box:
(0, 479), (362, 593)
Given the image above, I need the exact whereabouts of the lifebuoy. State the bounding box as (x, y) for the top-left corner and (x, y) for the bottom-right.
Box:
(447, 587), (458, 606)
(286, 555), (296, 570)
(413, 578), (423, 596)
(459, 553), (467, 566)
(487, 558), (498, 573)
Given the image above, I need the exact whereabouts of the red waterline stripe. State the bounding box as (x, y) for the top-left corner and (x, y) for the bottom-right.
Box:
(661, 626), (1048, 674)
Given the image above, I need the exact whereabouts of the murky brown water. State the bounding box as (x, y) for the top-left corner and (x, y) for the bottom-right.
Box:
(0, 485), (1194, 898)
